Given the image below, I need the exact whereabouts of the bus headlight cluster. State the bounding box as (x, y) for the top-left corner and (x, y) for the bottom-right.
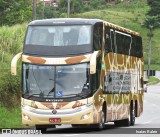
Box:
(23, 114), (31, 121)
(75, 102), (93, 112)
(22, 105), (35, 111)
(81, 113), (91, 120)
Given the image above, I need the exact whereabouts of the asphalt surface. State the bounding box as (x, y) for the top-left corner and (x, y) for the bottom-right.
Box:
(44, 85), (160, 137)
(1, 85), (160, 137)
(155, 71), (160, 80)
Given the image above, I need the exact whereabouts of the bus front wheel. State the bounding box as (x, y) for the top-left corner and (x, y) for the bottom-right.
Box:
(91, 109), (106, 130)
(36, 127), (47, 133)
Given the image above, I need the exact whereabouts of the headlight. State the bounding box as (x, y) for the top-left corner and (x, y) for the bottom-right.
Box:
(22, 105), (35, 111)
(81, 113), (91, 120)
(23, 114), (31, 121)
(75, 102), (93, 112)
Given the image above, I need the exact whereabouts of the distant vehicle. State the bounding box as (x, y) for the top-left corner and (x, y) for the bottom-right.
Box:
(11, 18), (144, 131)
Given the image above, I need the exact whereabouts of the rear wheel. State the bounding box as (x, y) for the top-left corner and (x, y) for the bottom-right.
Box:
(114, 103), (135, 127)
(130, 102), (135, 126)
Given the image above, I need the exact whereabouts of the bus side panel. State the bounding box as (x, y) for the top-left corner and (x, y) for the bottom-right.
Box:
(104, 52), (144, 121)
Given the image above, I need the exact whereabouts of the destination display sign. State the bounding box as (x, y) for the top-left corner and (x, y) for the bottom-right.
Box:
(104, 72), (131, 93)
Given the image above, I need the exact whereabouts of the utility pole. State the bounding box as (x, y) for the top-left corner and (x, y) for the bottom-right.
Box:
(33, 0), (37, 20)
(67, 0), (70, 18)
(42, 0), (45, 19)
(147, 34), (152, 78)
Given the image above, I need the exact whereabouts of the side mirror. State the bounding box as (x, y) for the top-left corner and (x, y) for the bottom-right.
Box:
(90, 51), (101, 74)
(11, 52), (22, 75)
(143, 81), (148, 84)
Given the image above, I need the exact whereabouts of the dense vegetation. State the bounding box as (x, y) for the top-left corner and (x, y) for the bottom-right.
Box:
(0, 0), (160, 108)
(0, 0), (112, 25)
(0, 24), (26, 109)
(0, 0), (159, 128)
(0, 0), (32, 25)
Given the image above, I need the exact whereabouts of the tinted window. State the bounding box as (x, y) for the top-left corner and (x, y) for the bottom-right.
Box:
(91, 55), (102, 92)
(137, 37), (143, 57)
(105, 28), (114, 53)
(116, 32), (123, 54)
(23, 63), (90, 99)
(25, 25), (91, 46)
(105, 27), (142, 58)
(131, 36), (143, 58)
(93, 23), (103, 50)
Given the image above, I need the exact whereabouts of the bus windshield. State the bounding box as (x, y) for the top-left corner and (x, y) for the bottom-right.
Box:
(25, 25), (91, 46)
(23, 63), (90, 99)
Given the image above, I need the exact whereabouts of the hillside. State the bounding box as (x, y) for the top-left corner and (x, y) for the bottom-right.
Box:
(0, 0), (160, 98)
(71, 0), (160, 69)
(1, 0), (159, 70)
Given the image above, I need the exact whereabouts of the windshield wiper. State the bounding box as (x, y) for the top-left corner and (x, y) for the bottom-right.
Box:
(47, 87), (55, 97)
(25, 93), (44, 99)
(62, 93), (89, 98)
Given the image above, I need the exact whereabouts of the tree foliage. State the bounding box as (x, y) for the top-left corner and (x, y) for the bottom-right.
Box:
(143, 0), (160, 76)
(59, 0), (107, 15)
(147, 0), (160, 23)
(0, 0), (113, 25)
(0, 0), (32, 26)
(36, 2), (59, 19)
(59, 0), (83, 14)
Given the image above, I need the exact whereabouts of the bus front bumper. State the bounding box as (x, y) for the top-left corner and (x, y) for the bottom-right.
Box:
(22, 105), (94, 126)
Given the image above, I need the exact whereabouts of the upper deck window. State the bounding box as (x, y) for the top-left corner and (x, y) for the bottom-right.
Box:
(25, 25), (91, 46)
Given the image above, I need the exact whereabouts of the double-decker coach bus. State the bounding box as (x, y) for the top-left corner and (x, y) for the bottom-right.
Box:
(11, 18), (144, 131)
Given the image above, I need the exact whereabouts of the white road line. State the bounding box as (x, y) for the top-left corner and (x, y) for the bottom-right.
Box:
(142, 121), (152, 124)
(63, 134), (80, 137)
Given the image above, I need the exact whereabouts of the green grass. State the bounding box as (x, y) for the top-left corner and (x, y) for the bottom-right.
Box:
(148, 76), (160, 84)
(0, 106), (22, 128)
(0, 23), (27, 55)
(144, 64), (160, 71)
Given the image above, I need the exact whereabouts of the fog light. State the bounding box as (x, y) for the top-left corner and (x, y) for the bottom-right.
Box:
(81, 113), (90, 120)
(23, 114), (31, 121)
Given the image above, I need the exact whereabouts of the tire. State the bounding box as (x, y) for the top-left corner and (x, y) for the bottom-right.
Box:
(130, 103), (135, 126)
(36, 128), (47, 133)
(71, 124), (80, 128)
(72, 124), (89, 128)
(36, 125), (55, 133)
(114, 120), (123, 127)
(114, 103), (135, 127)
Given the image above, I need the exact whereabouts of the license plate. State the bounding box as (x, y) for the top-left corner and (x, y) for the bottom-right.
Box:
(49, 118), (61, 123)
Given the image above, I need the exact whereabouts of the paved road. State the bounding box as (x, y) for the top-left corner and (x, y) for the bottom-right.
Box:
(1, 85), (160, 137)
(155, 71), (160, 80)
(43, 85), (160, 137)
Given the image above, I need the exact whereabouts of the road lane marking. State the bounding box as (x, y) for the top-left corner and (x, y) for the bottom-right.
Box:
(142, 121), (152, 124)
(63, 134), (80, 137)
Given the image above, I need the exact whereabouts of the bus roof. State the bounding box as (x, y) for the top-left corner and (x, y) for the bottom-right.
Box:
(29, 18), (103, 26)
(104, 21), (141, 37)
(28, 18), (141, 37)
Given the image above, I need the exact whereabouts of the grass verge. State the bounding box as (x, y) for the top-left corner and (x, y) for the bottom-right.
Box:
(148, 76), (160, 85)
(0, 106), (22, 128)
